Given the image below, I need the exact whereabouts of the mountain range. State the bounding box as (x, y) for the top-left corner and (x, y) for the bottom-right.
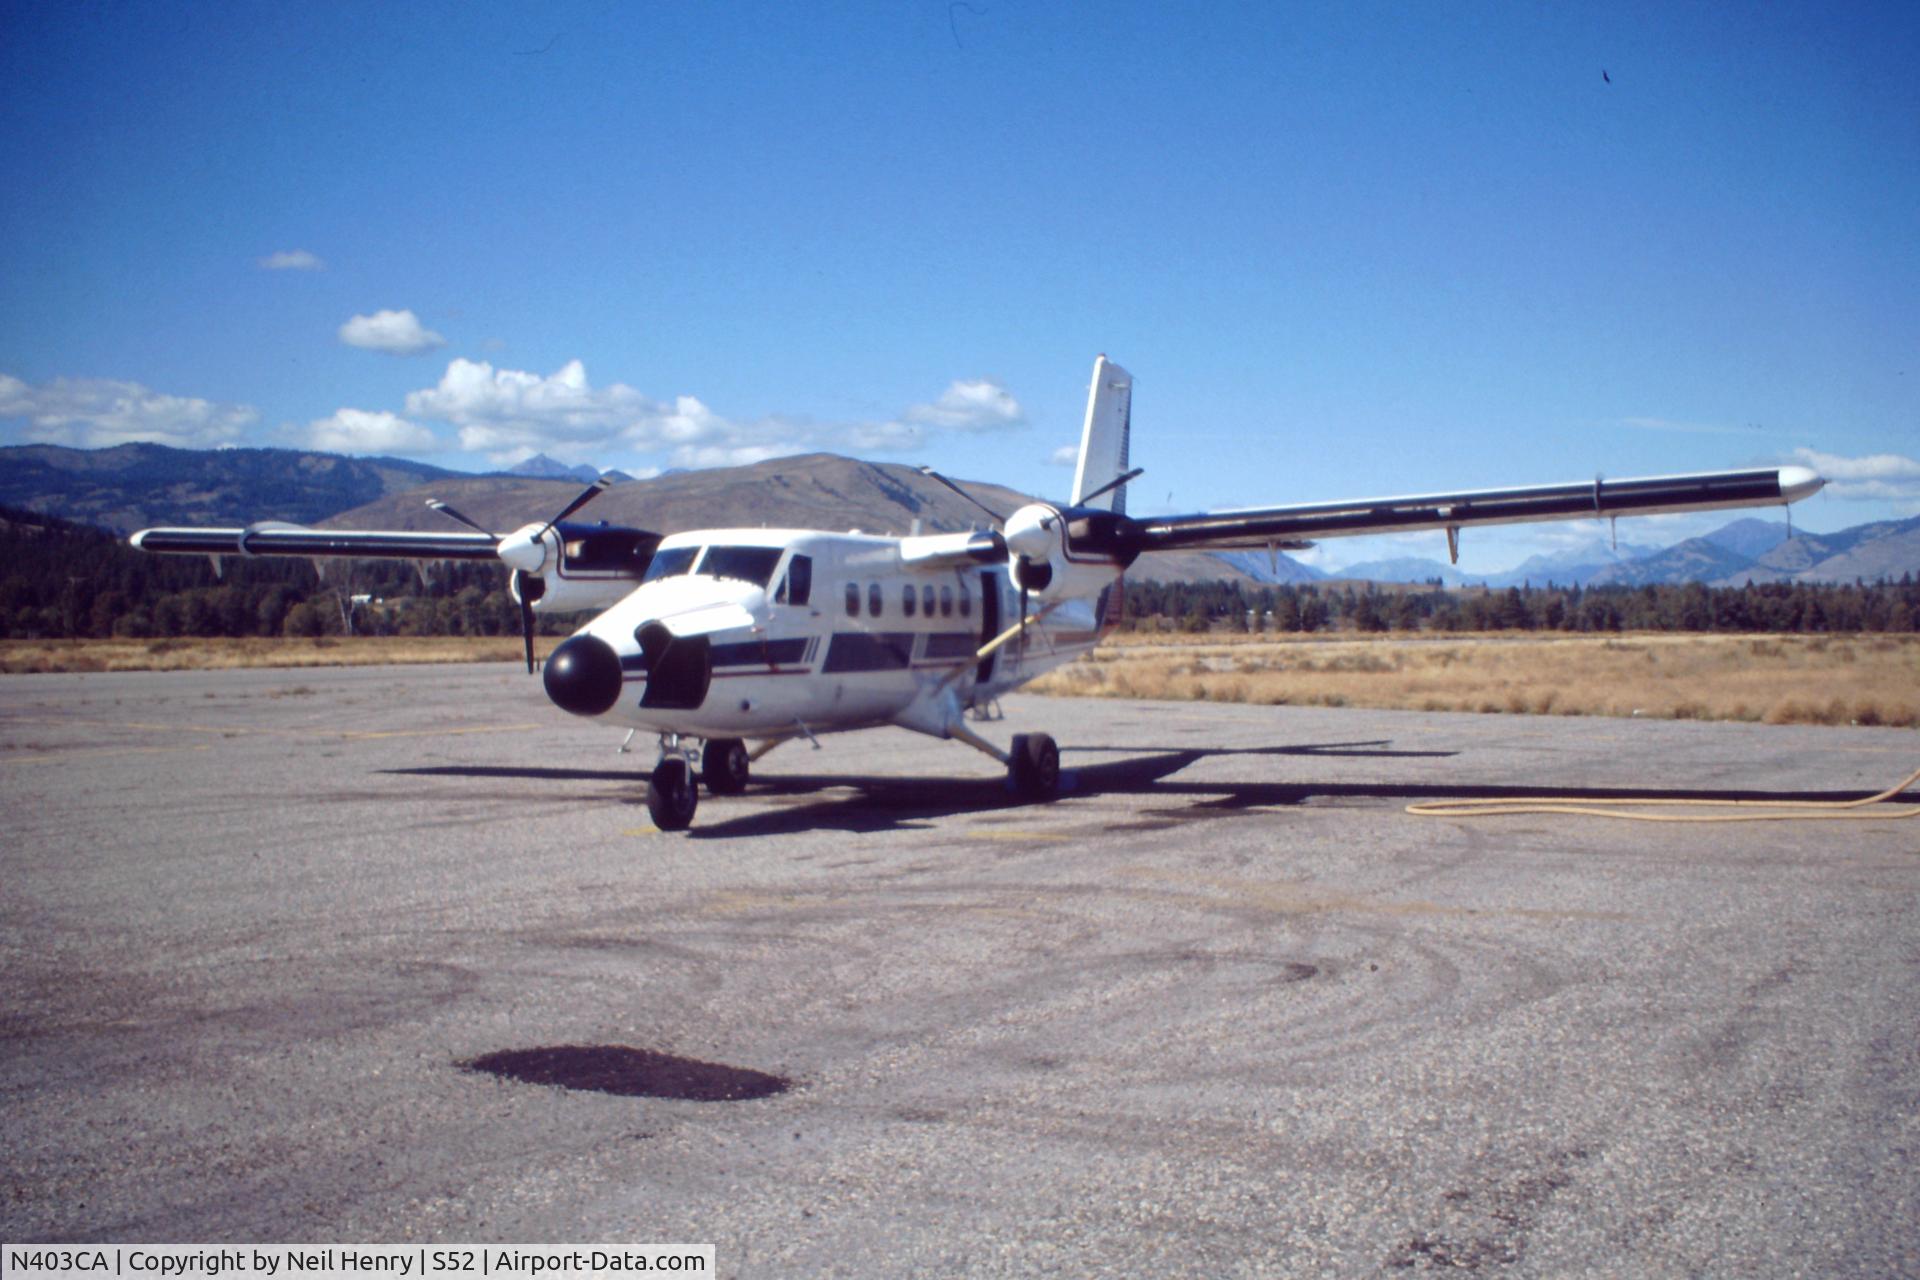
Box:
(0, 443), (1262, 585)
(4, 441), (1915, 587)
(1332, 512), (1920, 588)
(505, 452), (637, 485)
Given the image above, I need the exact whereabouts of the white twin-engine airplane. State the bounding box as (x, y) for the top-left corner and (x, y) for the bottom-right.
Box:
(133, 357), (1824, 830)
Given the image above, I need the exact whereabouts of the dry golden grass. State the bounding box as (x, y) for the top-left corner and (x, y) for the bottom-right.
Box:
(8, 631), (1916, 729)
(1028, 632), (1920, 728)
(0, 635), (562, 674)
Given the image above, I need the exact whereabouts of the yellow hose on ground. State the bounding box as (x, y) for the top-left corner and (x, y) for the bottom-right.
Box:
(1407, 764), (1920, 823)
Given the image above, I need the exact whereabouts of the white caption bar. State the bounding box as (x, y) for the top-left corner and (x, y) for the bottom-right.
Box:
(2, 1248), (714, 1280)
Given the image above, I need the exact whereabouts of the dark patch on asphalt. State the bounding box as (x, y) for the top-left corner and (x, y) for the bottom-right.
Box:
(1386, 1147), (1592, 1270)
(463, 1045), (791, 1101)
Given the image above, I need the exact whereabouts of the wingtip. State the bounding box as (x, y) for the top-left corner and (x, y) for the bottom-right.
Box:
(1777, 465), (1825, 503)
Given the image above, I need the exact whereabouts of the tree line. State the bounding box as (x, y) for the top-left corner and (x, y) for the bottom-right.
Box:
(0, 508), (551, 640)
(1121, 576), (1920, 634)
(2, 508), (1915, 640)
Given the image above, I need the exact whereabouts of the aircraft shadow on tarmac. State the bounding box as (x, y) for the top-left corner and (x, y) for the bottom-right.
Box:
(382, 739), (1917, 839)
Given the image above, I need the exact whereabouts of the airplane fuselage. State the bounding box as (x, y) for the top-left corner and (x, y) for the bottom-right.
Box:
(545, 528), (1114, 740)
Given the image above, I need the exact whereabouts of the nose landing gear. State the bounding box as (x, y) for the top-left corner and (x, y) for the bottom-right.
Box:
(647, 754), (699, 831)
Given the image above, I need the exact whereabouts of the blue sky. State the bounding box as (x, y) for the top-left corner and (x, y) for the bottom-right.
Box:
(2, 0), (1915, 572)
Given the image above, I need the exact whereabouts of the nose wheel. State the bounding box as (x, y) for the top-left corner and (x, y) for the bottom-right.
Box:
(647, 757), (699, 830)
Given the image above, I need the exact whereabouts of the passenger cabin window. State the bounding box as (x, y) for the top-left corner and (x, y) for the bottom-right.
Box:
(643, 545), (700, 582)
(959, 587), (972, 618)
(844, 582), (860, 616)
(922, 585), (935, 617)
(940, 585), (953, 617)
(902, 584), (916, 617)
(868, 583), (883, 616)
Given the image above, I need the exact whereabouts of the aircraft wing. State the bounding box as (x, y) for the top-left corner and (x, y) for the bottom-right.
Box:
(1129, 465), (1824, 552)
(130, 524), (502, 561)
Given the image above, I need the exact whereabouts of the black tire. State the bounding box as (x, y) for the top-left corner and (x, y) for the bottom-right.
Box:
(702, 738), (750, 795)
(1008, 732), (1061, 800)
(647, 758), (699, 830)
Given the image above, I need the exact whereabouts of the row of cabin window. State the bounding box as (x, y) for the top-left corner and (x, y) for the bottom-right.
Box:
(844, 581), (972, 620)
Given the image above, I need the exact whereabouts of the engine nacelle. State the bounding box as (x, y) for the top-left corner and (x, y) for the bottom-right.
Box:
(512, 569), (633, 615)
(1003, 503), (1125, 602)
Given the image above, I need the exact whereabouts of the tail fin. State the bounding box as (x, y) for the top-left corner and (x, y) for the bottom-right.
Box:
(1069, 355), (1133, 513)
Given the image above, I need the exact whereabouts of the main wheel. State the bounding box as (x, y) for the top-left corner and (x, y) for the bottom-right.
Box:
(1008, 732), (1061, 800)
(647, 757), (699, 830)
(702, 737), (750, 795)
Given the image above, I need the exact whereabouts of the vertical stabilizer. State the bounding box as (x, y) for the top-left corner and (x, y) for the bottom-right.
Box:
(1069, 355), (1133, 513)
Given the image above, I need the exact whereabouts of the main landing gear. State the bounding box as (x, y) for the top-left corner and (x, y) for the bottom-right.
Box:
(1007, 732), (1061, 800)
(943, 719), (1062, 802)
(644, 727), (1062, 832)
(701, 737), (751, 795)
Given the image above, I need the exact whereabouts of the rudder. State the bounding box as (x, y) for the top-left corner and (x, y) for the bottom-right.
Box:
(1069, 355), (1133, 513)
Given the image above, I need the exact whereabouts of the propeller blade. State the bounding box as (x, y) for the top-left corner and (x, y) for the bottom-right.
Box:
(425, 499), (497, 537)
(917, 466), (1008, 526)
(1077, 466), (1144, 507)
(537, 476), (613, 539)
(519, 593), (536, 674)
(1019, 573), (1029, 647)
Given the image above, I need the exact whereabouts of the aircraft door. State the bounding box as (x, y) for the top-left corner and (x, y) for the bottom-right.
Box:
(977, 568), (1001, 683)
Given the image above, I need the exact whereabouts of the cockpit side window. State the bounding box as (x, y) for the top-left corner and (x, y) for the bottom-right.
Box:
(786, 554), (812, 606)
(643, 545), (700, 582)
(700, 545), (783, 587)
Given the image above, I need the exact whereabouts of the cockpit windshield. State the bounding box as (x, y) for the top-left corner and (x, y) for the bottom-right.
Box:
(640, 544), (784, 589)
(642, 545), (700, 582)
(699, 545), (783, 587)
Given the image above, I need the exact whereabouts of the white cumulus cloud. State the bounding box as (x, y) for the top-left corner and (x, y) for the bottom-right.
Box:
(259, 249), (324, 271)
(902, 378), (1026, 432)
(339, 309), (446, 356)
(405, 358), (668, 463)
(305, 408), (439, 456)
(1791, 447), (1920, 502)
(401, 358), (1032, 469)
(1048, 443), (1079, 466)
(0, 373), (257, 448)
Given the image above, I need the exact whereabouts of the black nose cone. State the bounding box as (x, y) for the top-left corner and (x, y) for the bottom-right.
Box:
(543, 634), (624, 717)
